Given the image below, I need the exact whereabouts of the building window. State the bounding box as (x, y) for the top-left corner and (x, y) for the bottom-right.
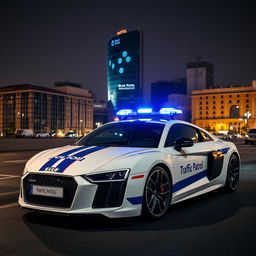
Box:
(246, 94), (248, 97)
(221, 106), (224, 109)
(221, 95), (223, 98)
(3, 94), (16, 135)
(246, 99), (249, 103)
(213, 96), (215, 99)
(230, 105), (240, 118)
(206, 96), (208, 99)
(206, 111), (208, 115)
(200, 106), (202, 110)
(246, 104), (249, 108)
(20, 93), (28, 129)
(229, 100), (232, 103)
(206, 106), (209, 110)
(200, 111), (202, 115)
(221, 111), (224, 114)
(34, 92), (42, 133)
(206, 101), (208, 105)
(200, 102), (202, 105)
(221, 100), (224, 104)
(229, 95), (232, 98)
(213, 111), (216, 114)
(237, 94), (240, 97)
(213, 101), (216, 104)
(237, 100), (240, 103)
(58, 96), (65, 129)
(51, 95), (57, 131)
(200, 96), (202, 100)
(213, 106), (216, 109)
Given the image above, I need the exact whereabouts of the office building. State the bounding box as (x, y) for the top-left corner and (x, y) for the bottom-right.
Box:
(187, 61), (214, 95)
(191, 81), (256, 133)
(107, 30), (143, 111)
(0, 83), (94, 136)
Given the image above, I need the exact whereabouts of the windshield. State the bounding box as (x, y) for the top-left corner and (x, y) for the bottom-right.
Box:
(248, 129), (256, 133)
(77, 122), (165, 148)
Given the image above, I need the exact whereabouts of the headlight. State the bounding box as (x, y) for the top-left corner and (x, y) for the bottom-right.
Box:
(84, 169), (130, 183)
(245, 134), (249, 138)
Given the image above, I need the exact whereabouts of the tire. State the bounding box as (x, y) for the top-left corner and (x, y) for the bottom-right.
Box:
(224, 154), (240, 192)
(245, 140), (248, 144)
(142, 166), (172, 219)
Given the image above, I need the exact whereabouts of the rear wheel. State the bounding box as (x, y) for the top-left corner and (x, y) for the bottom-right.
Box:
(142, 166), (172, 219)
(224, 154), (240, 192)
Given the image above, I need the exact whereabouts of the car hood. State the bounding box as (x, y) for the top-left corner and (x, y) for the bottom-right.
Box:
(25, 145), (158, 176)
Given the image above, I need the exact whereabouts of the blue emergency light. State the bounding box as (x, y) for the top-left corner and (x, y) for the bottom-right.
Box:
(116, 107), (183, 120)
(116, 109), (133, 116)
(137, 108), (152, 114)
(159, 107), (182, 115)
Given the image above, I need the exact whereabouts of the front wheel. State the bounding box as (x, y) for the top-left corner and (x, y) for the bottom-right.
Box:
(224, 154), (240, 192)
(142, 166), (172, 219)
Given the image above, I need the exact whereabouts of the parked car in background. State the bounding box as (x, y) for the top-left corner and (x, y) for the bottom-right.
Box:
(211, 133), (229, 140)
(65, 131), (77, 138)
(49, 131), (56, 137)
(15, 129), (34, 138)
(34, 131), (50, 138)
(227, 132), (239, 139)
(245, 128), (256, 144)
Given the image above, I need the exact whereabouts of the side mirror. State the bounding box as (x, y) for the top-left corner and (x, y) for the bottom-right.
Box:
(174, 137), (194, 151)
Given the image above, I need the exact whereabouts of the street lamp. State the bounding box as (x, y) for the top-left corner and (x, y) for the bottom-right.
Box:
(79, 119), (83, 136)
(244, 110), (251, 130)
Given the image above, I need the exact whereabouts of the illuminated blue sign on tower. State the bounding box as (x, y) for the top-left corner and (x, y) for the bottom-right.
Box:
(107, 30), (143, 110)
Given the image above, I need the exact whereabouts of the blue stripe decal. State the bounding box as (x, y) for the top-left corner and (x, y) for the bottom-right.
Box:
(56, 146), (106, 173)
(127, 196), (143, 205)
(172, 170), (208, 193)
(39, 146), (89, 171)
(216, 147), (230, 154)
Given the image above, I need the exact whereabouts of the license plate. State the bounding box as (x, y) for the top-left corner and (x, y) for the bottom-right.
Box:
(30, 185), (63, 198)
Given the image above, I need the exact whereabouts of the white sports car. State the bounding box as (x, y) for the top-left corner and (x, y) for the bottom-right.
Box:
(19, 112), (240, 219)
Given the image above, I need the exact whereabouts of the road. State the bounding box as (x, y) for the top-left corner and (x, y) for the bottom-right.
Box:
(0, 139), (255, 256)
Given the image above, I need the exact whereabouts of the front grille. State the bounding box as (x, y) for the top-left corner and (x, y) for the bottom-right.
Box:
(23, 174), (78, 209)
(92, 181), (127, 208)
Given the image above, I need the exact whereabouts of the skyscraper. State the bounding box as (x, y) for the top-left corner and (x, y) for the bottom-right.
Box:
(186, 61), (214, 95)
(107, 30), (143, 111)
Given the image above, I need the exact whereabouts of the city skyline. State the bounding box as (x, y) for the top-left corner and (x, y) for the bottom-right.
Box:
(0, 0), (255, 102)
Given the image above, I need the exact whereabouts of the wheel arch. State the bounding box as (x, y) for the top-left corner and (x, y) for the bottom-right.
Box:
(151, 163), (173, 186)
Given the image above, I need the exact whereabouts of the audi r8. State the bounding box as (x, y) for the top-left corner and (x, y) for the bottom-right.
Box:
(19, 109), (240, 219)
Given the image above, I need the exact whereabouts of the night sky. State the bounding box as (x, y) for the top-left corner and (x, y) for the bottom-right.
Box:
(0, 0), (255, 102)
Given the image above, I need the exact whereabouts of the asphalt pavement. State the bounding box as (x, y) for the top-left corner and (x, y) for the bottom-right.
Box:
(0, 139), (255, 256)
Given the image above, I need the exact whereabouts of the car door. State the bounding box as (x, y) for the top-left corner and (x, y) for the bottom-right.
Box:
(165, 123), (214, 202)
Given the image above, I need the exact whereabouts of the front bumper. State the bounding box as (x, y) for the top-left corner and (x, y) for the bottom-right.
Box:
(18, 172), (145, 218)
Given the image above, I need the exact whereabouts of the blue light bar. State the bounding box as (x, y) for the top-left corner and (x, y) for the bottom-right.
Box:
(116, 109), (133, 116)
(137, 108), (152, 114)
(159, 107), (183, 115)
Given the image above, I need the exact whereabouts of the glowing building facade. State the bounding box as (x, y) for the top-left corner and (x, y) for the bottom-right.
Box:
(192, 81), (256, 134)
(107, 30), (143, 110)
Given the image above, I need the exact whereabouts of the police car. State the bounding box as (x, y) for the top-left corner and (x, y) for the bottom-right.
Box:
(18, 108), (240, 219)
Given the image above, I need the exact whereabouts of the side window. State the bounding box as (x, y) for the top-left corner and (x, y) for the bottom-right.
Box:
(200, 130), (213, 142)
(165, 124), (201, 147)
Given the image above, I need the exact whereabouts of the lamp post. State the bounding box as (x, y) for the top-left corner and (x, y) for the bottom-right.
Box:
(244, 111), (251, 131)
(79, 119), (83, 136)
